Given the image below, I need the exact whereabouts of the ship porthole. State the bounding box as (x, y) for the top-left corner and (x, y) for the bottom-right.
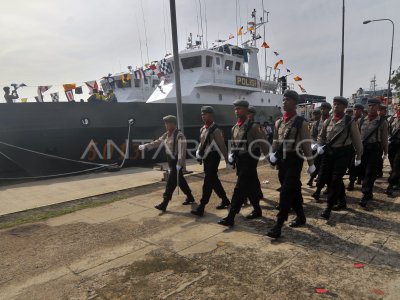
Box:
(81, 118), (90, 127)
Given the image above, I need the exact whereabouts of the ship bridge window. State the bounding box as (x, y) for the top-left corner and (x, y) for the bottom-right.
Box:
(206, 56), (213, 67)
(216, 57), (220, 65)
(235, 62), (241, 71)
(224, 60), (233, 71)
(133, 79), (141, 88)
(181, 56), (202, 69)
(231, 47), (244, 56)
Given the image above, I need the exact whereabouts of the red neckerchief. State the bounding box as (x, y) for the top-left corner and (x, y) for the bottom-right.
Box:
(283, 111), (296, 122)
(368, 113), (378, 121)
(236, 118), (246, 128)
(333, 113), (344, 122)
(397, 111), (400, 118)
(204, 121), (213, 129)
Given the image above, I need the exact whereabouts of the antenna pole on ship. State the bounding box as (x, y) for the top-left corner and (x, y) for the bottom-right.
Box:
(169, 0), (184, 132)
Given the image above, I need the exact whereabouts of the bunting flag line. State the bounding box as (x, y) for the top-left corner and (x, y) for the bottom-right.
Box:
(298, 84), (307, 93)
(63, 83), (76, 92)
(247, 26), (254, 32)
(134, 70), (143, 80)
(65, 90), (74, 102)
(293, 76), (303, 82)
(261, 41), (270, 48)
(274, 60), (284, 70)
(228, 33), (234, 39)
(85, 81), (99, 94)
(20, 98), (28, 103)
(237, 26), (243, 36)
(149, 64), (157, 71)
(158, 59), (173, 75)
(50, 92), (59, 102)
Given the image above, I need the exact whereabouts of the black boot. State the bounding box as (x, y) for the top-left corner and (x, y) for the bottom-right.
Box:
(347, 181), (355, 191)
(246, 207), (262, 219)
(312, 188), (321, 202)
(182, 194), (195, 205)
(356, 178), (362, 185)
(155, 201), (168, 212)
(386, 185), (394, 196)
(360, 193), (372, 208)
(307, 177), (314, 187)
(191, 203), (205, 217)
(218, 210), (235, 227)
(332, 197), (347, 211)
(289, 217), (306, 228)
(323, 188), (329, 195)
(216, 197), (230, 209)
(266, 219), (284, 238)
(320, 207), (332, 220)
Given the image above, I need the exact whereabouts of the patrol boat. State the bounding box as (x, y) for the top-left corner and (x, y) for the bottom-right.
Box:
(0, 39), (282, 180)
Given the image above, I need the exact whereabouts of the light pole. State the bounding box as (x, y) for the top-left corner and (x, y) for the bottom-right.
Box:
(340, 0), (345, 96)
(363, 19), (395, 102)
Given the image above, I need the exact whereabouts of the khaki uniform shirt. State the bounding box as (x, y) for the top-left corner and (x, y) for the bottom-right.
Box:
(309, 120), (321, 142)
(389, 116), (400, 143)
(272, 115), (313, 165)
(199, 123), (228, 162)
(144, 129), (186, 166)
(318, 116), (363, 160)
(232, 119), (269, 155)
(359, 116), (389, 155)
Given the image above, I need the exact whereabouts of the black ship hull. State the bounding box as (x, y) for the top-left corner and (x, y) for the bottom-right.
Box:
(0, 102), (281, 180)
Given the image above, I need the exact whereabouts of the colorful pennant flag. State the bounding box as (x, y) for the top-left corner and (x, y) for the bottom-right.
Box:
(274, 60), (284, 70)
(261, 41), (270, 48)
(247, 26), (254, 32)
(237, 26), (243, 36)
(20, 98), (28, 103)
(50, 92), (59, 102)
(85, 81), (99, 94)
(37, 85), (52, 102)
(298, 84), (307, 93)
(63, 83), (76, 92)
(293, 76), (303, 81)
(228, 34), (234, 39)
(75, 87), (83, 94)
(65, 90), (74, 102)
(121, 73), (131, 84)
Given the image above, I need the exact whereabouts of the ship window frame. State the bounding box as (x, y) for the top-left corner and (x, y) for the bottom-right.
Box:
(216, 57), (221, 65)
(181, 55), (202, 69)
(206, 56), (213, 68)
(133, 79), (141, 88)
(235, 61), (241, 71)
(224, 60), (233, 71)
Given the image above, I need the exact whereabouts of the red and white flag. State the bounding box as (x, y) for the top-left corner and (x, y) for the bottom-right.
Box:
(37, 85), (52, 102)
(85, 80), (99, 94)
(65, 90), (74, 102)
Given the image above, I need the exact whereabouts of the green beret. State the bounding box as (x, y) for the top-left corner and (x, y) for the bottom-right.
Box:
(312, 108), (321, 115)
(320, 102), (332, 110)
(283, 90), (299, 102)
(345, 108), (353, 113)
(333, 96), (348, 107)
(163, 115), (177, 124)
(353, 103), (364, 110)
(201, 106), (214, 114)
(248, 106), (257, 114)
(367, 98), (381, 106)
(233, 99), (249, 108)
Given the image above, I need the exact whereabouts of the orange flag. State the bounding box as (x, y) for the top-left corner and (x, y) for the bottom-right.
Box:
(293, 76), (303, 81)
(63, 83), (76, 91)
(237, 26), (243, 36)
(274, 60), (284, 70)
(261, 41), (270, 48)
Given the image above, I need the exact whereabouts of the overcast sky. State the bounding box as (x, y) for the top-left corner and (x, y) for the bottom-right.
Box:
(0, 0), (399, 102)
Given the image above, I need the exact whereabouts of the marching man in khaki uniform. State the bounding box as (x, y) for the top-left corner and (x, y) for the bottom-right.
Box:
(139, 115), (195, 212)
(191, 106), (231, 217)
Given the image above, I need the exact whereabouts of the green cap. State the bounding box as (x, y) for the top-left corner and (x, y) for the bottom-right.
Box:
(248, 106), (257, 114)
(233, 99), (249, 108)
(333, 96), (348, 107)
(367, 98), (381, 106)
(201, 106), (214, 114)
(163, 115), (177, 124)
(283, 90), (299, 102)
